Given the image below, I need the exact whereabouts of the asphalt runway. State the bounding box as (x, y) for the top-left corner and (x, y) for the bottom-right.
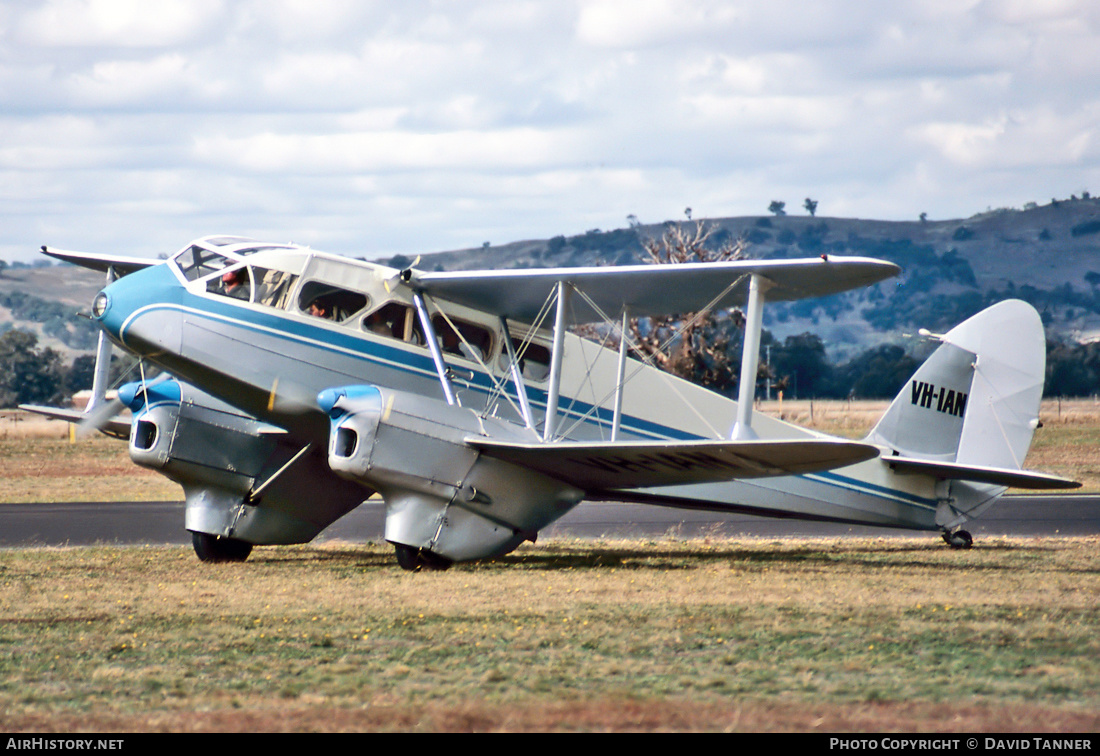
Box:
(1, 495), (1097, 548)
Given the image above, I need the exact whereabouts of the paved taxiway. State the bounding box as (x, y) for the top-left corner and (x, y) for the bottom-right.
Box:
(0, 495), (1097, 547)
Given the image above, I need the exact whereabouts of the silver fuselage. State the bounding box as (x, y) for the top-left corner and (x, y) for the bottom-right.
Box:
(96, 241), (987, 536)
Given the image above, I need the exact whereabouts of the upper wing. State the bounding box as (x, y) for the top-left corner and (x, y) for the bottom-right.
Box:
(40, 246), (160, 276)
(883, 456), (1081, 490)
(468, 436), (880, 491)
(409, 256), (900, 325)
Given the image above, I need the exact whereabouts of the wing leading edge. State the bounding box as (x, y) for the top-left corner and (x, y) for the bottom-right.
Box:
(409, 256), (900, 325)
(40, 246), (160, 276)
(468, 436), (880, 491)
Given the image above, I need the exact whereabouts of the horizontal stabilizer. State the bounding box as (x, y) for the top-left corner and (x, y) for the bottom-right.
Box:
(883, 456), (1080, 490)
(40, 246), (159, 276)
(468, 437), (879, 491)
(19, 404), (131, 439)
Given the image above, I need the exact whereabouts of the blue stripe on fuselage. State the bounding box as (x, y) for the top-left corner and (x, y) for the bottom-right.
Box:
(119, 288), (694, 442)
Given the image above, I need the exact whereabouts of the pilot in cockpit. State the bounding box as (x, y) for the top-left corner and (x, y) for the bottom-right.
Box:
(220, 268), (250, 300)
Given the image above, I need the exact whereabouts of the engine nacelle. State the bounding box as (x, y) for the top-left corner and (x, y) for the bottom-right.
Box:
(122, 379), (366, 545)
(319, 385), (583, 562)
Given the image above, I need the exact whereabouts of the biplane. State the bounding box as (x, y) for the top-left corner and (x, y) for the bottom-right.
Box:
(24, 235), (1078, 568)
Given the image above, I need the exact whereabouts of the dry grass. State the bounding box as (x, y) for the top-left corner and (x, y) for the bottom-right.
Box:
(757, 398), (889, 438)
(0, 411), (178, 502)
(0, 537), (1096, 732)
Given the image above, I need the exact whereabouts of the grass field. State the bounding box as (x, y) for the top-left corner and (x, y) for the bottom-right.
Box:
(0, 537), (1096, 732)
(0, 405), (1097, 732)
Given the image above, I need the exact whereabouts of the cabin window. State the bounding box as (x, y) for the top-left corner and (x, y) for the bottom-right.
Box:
(298, 281), (368, 322)
(432, 314), (493, 363)
(254, 269), (299, 309)
(362, 302), (422, 344)
(499, 338), (551, 381)
(175, 246), (233, 281)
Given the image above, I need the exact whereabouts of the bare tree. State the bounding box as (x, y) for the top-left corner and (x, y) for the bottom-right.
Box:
(618, 222), (749, 392)
(804, 198), (818, 217)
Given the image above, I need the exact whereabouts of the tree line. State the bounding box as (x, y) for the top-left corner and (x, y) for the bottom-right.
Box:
(638, 322), (1100, 402)
(0, 330), (103, 407)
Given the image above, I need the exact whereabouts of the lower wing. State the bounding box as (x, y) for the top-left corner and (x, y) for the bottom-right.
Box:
(467, 437), (879, 492)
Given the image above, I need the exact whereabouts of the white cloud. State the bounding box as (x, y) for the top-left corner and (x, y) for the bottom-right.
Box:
(0, 1), (1098, 262)
(192, 126), (584, 174)
(65, 53), (228, 107)
(18, 0), (224, 48)
(576, 0), (739, 48)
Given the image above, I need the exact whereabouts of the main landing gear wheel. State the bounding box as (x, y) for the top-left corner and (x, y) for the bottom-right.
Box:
(942, 529), (974, 550)
(394, 543), (453, 572)
(191, 531), (253, 563)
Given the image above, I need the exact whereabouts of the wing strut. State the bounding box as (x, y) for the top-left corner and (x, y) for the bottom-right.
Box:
(542, 281), (570, 442)
(500, 317), (535, 430)
(611, 308), (629, 442)
(412, 292), (457, 406)
(87, 265), (117, 412)
(731, 273), (772, 440)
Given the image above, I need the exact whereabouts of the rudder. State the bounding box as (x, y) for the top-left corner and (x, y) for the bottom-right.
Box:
(867, 300), (1045, 470)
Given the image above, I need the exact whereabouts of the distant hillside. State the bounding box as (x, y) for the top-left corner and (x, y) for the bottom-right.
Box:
(0, 262), (105, 359)
(6, 195), (1100, 364)
(378, 196), (1100, 359)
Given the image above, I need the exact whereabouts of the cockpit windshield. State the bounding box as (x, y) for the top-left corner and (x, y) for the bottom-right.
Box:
(172, 239), (300, 283)
(175, 245), (234, 282)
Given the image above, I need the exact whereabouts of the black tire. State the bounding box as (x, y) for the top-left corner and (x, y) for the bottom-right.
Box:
(943, 529), (974, 550)
(191, 531), (253, 563)
(393, 543), (452, 572)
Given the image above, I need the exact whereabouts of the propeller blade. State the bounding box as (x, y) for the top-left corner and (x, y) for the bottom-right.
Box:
(266, 377), (318, 415)
(77, 396), (127, 438)
(78, 365), (169, 439)
(382, 256), (421, 293)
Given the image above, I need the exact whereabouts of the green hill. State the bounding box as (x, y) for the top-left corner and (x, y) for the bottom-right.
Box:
(7, 194), (1100, 366)
(381, 196), (1100, 360)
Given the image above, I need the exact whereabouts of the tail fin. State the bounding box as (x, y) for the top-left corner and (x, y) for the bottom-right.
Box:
(867, 300), (1045, 470)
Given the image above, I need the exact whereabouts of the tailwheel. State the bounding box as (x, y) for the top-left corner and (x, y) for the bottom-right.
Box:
(941, 529), (974, 550)
(191, 531), (253, 563)
(394, 543), (453, 572)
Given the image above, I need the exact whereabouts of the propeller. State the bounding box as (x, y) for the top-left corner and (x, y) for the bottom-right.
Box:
(381, 255), (420, 293)
(76, 357), (164, 438)
(265, 376), (321, 416)
(76, 395), (128, 439)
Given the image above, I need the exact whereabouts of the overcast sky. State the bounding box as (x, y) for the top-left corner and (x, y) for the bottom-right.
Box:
(1, 0), (1098, 263)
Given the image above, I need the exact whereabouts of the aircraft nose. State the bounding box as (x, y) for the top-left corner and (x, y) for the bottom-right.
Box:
(90, 262), (183, 351)
(91, 285), (122, 340)
(91, 279), (135, 343)
(92, 290), (110, 319)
